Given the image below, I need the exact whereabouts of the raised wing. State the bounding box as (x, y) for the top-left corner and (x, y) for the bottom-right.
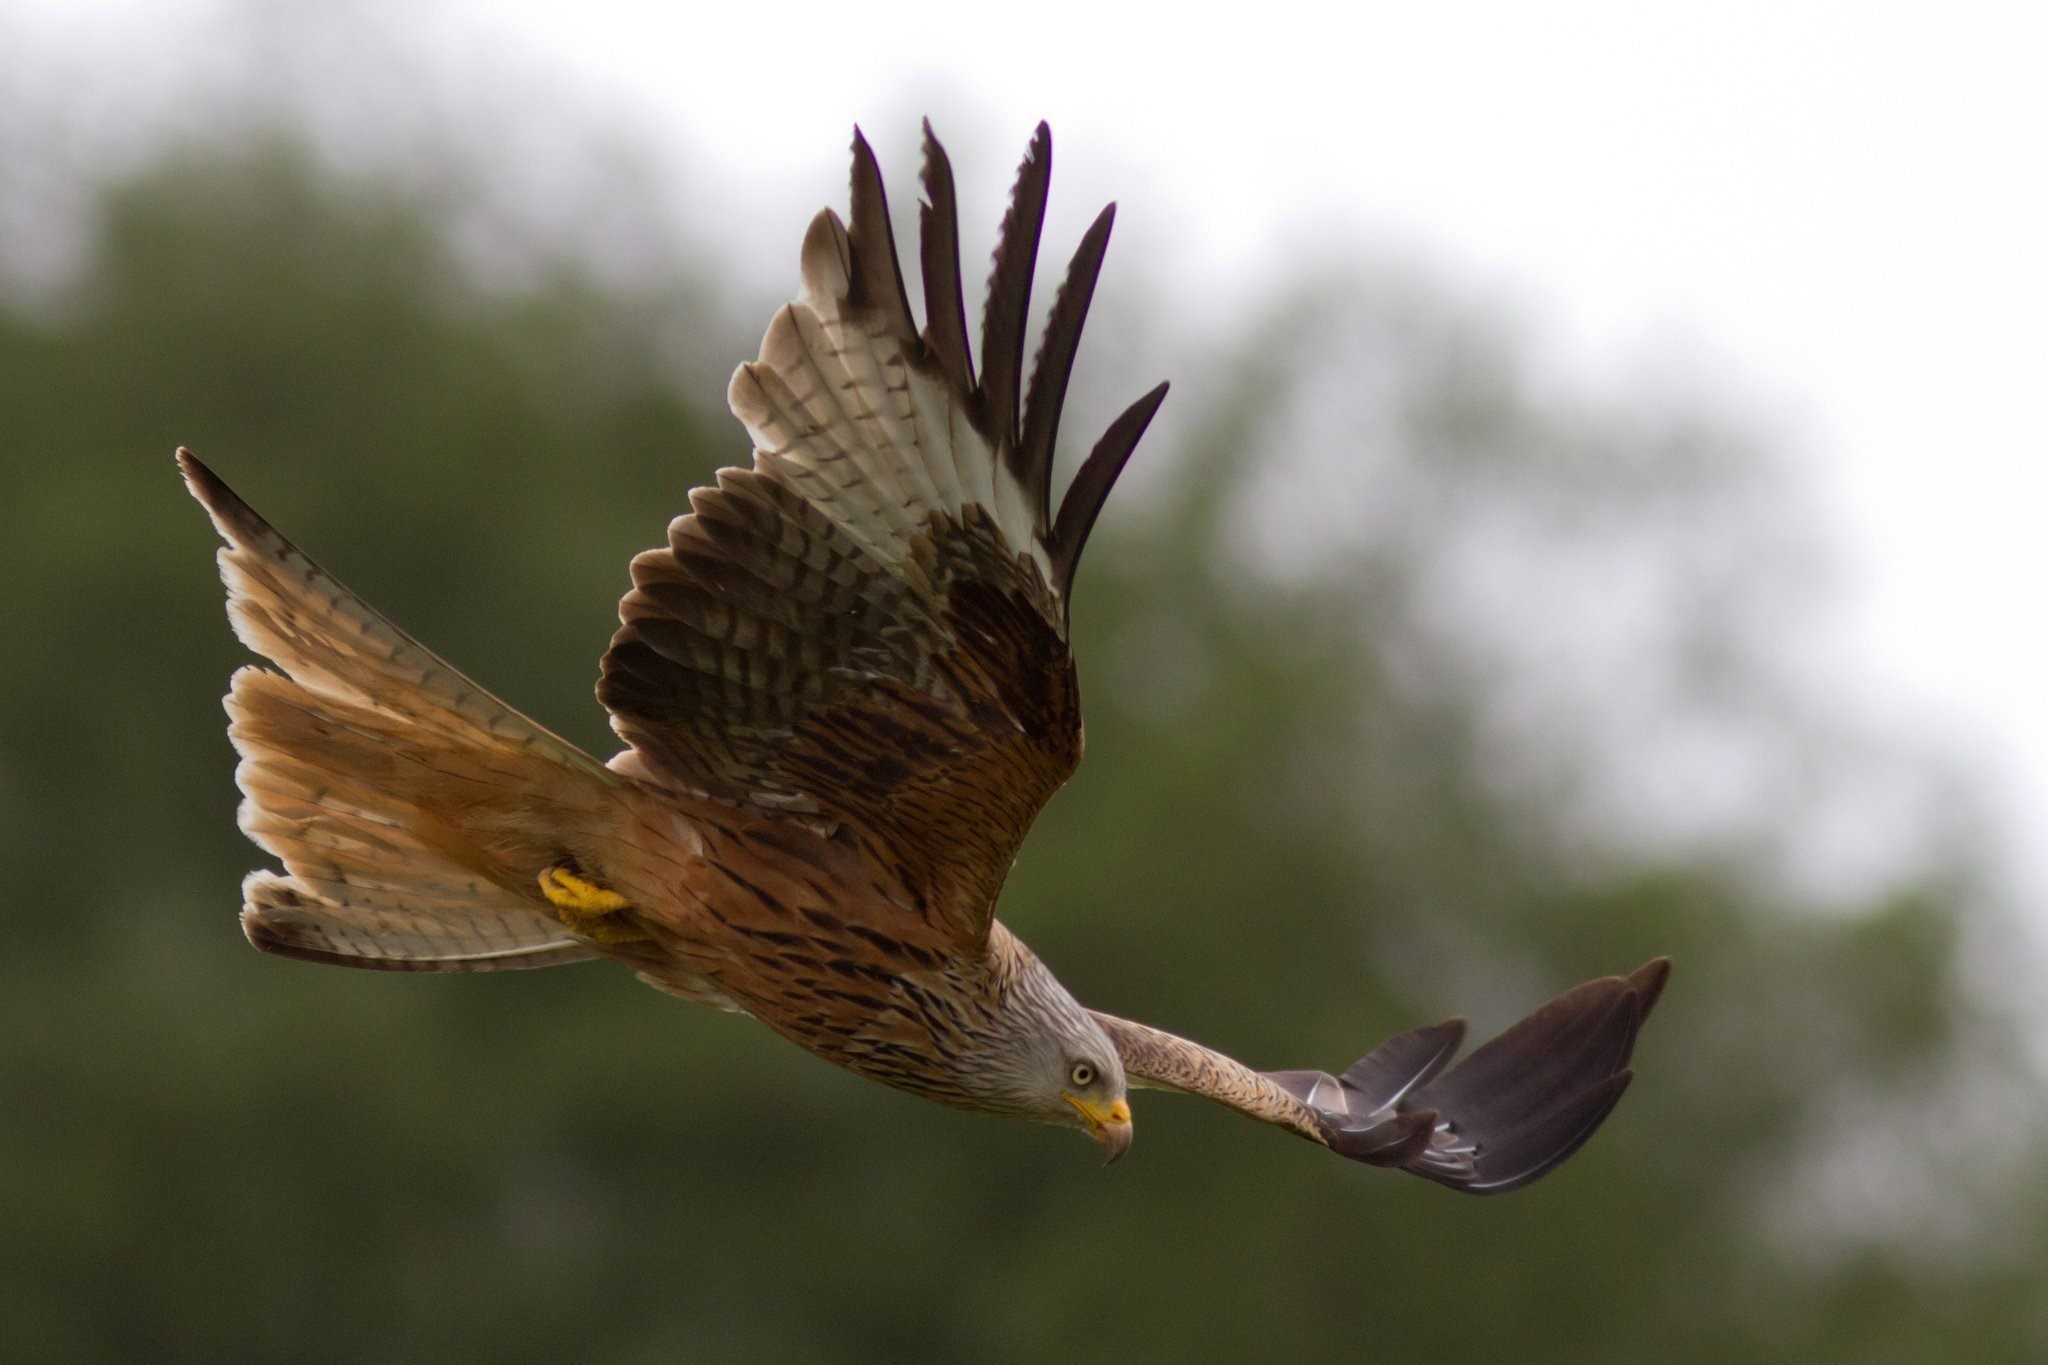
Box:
(1095, 959), (1669, 1193)
(599, 123), (1166, 946)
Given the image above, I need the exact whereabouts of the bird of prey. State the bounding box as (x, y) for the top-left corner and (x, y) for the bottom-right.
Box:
(183, 121), (1667, 1188)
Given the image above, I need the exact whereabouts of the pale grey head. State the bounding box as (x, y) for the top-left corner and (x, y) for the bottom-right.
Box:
(953, 932), (1133, 1160)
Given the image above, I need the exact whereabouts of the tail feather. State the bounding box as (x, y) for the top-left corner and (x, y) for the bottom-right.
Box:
(183, 449), (627, 972)
(179, 448), (609, 777)
(240, 871), (599, 972)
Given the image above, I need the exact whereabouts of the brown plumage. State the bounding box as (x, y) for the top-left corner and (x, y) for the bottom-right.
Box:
(184, 122), (1668, 1183)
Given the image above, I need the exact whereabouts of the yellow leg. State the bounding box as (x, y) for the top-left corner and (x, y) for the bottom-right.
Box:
(539, 865), (639, 942)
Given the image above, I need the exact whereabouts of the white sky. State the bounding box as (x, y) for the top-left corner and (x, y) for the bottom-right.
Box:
(16, 0), (2048, 887)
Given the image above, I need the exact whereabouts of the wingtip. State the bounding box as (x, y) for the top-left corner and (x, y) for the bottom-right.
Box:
(1049, 378), (1172, 596)
(175, 444), (210, 490)
(175, 446), (250, 539)
(1113, 380), (1172, 431)
(919, 118), (948, 176)
(1627, 956), (1673, 1020)
(844, 125), (918, 340)
(915, 120), (976, 394)
(1348, 961), (1666, 1193)
(979, 122), (1057, 450)
(1016, 197), (1124, 514)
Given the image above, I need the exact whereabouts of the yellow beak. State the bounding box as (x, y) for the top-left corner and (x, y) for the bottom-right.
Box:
(1062, 1093), (1134, 1163)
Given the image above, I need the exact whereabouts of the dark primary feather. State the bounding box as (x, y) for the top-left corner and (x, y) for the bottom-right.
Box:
(1050, 380), (1170, 600)
(979, 121), (1051, 455)
(1336, 1019), (1466, 1110)
(917, 121), (976, 395)
(846, 128), (918, 343)
(1020, 203), (1116, 518)
(1309, 958), (1670, 1192)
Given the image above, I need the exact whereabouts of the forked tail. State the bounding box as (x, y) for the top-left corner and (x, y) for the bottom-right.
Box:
(181, 449), (632, 971)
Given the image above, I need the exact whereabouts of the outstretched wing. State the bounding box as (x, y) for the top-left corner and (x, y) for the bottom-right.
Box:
(1095, 959), (1669, 1193)
(599, 123), (1166, 947)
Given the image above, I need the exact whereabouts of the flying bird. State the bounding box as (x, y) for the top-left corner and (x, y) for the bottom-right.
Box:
(182, 122), (1667, 1188)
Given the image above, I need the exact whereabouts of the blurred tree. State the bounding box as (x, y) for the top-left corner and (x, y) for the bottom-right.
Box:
(2, 97), (2044, 1365)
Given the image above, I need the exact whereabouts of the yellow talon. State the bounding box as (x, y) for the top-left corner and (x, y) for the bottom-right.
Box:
(539, 865), (630, 914)
(539, 865), (639, 942)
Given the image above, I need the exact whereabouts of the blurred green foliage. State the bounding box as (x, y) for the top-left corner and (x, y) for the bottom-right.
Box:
(2, 118), (2045, 1364)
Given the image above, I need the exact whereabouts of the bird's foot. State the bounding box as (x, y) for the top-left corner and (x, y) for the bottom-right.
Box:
(539, 864), (639, 942)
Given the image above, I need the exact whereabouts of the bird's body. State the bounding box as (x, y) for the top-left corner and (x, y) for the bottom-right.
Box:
(185, 121), (1665, 1185)
(566, 789), (1107, 1121)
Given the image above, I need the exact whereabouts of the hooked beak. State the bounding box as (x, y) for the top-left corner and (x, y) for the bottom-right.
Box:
(1062, 1093), (1133, 1163)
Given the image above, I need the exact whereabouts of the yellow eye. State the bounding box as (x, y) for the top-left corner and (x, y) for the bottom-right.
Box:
(1069, 1061), (1097, 1089)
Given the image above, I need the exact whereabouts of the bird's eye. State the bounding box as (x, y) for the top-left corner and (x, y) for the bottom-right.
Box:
(1069, 1061), (1097, 1089)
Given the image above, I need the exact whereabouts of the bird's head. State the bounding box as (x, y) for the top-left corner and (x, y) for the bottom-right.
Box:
(982, 937), (1132, 1161)
(1046, 1032), (1133, 1162)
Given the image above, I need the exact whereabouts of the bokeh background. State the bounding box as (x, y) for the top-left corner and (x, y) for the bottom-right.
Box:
(5, 3), (2048, 1361)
